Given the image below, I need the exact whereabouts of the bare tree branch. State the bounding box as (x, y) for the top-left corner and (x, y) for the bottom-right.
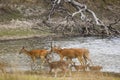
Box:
(47, 0), (119, 36)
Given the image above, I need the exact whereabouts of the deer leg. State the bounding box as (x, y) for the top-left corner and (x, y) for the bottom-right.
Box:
(49, 68), (52, 73)
(84, 56), (87, 65)
(84, 53), (93, 65)
(64, 70), (66, 77)
(54, 69), (58, 77)
(89, 59), (93, 66)
(83, 58), (86, 65)
(60, 55), (64, 60)
(63, 68), (71, 77)
(85, 56), (93, 65)
(40, 57), (45, 69)
(78, 57), (84, 65)
(41, 60), (45, 69)
(31, 57), (36, 70)
(30, 62), (34, 71)
(83, 67), (86, 71)
(61, 68), (66, 77)
(68, 69), (71, 77)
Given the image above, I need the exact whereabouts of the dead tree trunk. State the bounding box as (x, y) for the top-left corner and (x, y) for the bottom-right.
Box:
(46, 0), (120, 37)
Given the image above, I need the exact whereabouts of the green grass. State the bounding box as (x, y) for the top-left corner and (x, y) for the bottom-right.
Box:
(0, 28), (51, 39)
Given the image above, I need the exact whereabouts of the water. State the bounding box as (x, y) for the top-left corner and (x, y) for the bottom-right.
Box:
(0, 37), (120, 73)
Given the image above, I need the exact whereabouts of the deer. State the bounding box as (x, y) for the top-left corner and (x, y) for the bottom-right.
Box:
(19, 46), (48, 69)
(45, 54), (71, 77)
(87, 64), (103, 71)
(50, 46), (93, 66)
(71, 62), (88, 71)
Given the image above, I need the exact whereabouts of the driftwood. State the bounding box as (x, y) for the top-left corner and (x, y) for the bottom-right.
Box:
(44, 0), (120, 37)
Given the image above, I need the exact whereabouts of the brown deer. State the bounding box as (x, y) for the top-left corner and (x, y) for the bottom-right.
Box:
(87, 64), (103, 71)
(45, 57), (71, 77)
(71, 62), (88, 71)
(19, 46), (48, 69)
(51, 47), (92, 65)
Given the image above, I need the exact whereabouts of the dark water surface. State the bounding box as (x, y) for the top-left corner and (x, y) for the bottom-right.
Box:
(0, 37), (120, 73)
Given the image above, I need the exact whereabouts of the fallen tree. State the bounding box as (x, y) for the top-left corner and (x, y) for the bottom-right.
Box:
(44, 0), (120, 37)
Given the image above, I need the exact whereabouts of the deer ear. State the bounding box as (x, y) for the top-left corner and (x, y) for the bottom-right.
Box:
(22, 46), (25, 49)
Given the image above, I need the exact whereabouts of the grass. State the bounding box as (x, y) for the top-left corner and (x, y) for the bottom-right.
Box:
(0, 71), (119, 80)
(0, 61), (119, 80)
(0, 28), (51, 40)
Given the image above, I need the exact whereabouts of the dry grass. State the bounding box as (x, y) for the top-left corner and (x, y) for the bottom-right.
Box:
(0, 58), (120, 80)
(0, 60), (119, 80)
(0, 27), (51, 40)
(0, 71), (119, 80)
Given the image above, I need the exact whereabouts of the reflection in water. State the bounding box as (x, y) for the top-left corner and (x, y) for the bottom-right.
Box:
(0, 37), (120, 73)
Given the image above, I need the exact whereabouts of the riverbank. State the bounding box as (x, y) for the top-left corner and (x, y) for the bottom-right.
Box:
(0, 1), (120, 39)
(0, 26), (53, 41)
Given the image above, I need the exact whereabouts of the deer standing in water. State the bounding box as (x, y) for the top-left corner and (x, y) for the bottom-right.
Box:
(45, 54), (71, 77)
(51, 46), (93, 65)
(71, 62), (88, 71)
(87, 64), (103, 71)
(19, 46), (48, 70)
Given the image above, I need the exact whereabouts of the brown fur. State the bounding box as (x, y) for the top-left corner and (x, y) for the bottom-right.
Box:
(51, 47), (92, 65)
(46, 59), (71, 77)
(71, 62), (88, 71)
(19, 46), (48, 64)
(88, 65), (103, 71)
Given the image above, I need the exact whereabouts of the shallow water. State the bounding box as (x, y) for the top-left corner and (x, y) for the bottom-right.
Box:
(0, 37), (120, 73)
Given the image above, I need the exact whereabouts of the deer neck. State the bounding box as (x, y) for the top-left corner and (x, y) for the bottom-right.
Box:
(55, 49), (62, 54)
(23, 49), (30, 56)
